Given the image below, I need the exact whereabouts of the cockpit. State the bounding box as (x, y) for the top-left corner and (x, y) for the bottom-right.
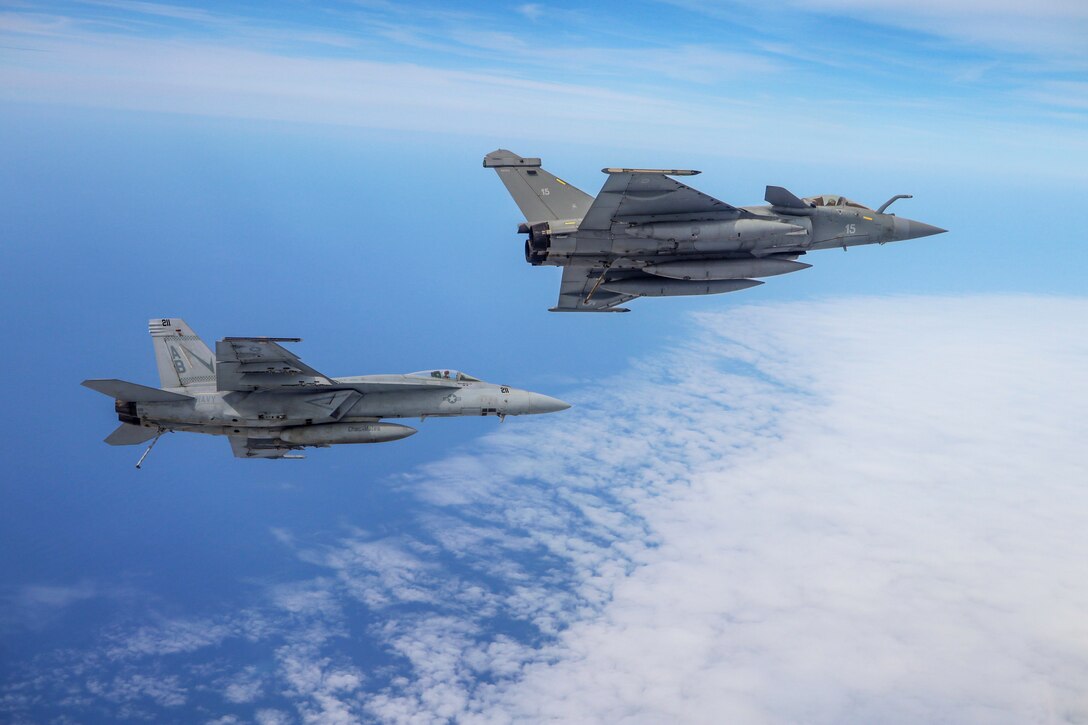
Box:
(804, 195), (872, 210)
(409, 370), (482, 382)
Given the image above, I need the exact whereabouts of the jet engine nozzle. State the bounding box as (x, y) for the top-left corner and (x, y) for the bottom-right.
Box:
(525, 222), (552, 265)
(114, 400), (140, 426)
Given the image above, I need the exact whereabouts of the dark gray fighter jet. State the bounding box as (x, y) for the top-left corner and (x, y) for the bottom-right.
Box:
(485, 149), (946, 312)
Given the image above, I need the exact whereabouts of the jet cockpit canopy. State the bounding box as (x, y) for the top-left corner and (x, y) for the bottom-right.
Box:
(409, 370), (482, 382)
(804, 195), (871, 210)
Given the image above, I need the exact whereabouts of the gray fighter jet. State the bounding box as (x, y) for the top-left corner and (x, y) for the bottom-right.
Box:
(485, 149), (946, 312)
(83, 318), (570, 465)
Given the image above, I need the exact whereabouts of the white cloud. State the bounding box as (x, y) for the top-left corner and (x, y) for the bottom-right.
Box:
(256, 709), (292, 725)
(276, 641), (365, 724)
(206, 716), (243, 725)
(222, 665), (264, 704)
(0, 581), (138, 632)
(270, 579), (343, 620)
(15, 582), (99, 608)
(105, 617), (236, 659)
(0, 582), (97, 630)
(517, 4), (544, 22)
(360, 295), (1088, 723)
(86, 672), (187, 708)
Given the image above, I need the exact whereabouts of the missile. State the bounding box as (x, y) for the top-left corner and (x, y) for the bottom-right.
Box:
(600, 278), (763, 297)
(279, 422), (417, 445)
(643, 258), (811, 280)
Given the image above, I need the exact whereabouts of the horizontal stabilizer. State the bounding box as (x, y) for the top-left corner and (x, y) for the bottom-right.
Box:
(82, 379), (193, 402)
(104, 423), (158, 446)
(765, 185), (812, 209)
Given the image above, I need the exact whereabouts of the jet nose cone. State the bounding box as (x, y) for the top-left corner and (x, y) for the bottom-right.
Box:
(908, 220), (947, 238)
(894, 217), (947, 241)
(528, 393), (572, 414)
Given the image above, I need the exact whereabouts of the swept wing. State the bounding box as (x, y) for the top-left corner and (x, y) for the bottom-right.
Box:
(215, 338), (463, 393)
(215, 337), (331, 391)
(580, 169), (748, 230)
(551, 170), (752, 311)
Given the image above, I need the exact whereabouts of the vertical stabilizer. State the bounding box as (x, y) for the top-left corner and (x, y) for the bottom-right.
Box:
(484, 149), (593, 224)
(149, 318), (216, 390)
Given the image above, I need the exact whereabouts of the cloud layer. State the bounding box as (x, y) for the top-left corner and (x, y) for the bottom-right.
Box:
(3, 295), (1086, 723)
(465, 295), (1088, 723)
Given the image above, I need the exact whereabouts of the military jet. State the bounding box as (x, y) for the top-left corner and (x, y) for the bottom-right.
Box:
(484, 149), (946, 312)
(83, 318), (570, 465)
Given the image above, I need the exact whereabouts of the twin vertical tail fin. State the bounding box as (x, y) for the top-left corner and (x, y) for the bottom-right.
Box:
(80, 319), (209, 459)
(149, 318), (216, 390)
(484, 149), (594, 224)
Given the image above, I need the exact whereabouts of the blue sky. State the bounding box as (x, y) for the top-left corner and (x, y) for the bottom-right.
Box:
(1, 2), (1086, 723)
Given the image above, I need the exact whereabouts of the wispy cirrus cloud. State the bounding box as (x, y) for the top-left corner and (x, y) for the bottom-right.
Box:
(516, 4), (544, 22)
(794, 0), (1088, 58)
(2, 5), (1085, 176)
(3, 296), (1086, 723)
(668, 0), (1088, 61)
(0, 580), (133, 632)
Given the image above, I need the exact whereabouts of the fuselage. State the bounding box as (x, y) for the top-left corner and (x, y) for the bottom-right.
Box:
(124, 374), (567, 440)
(527, 202), (931, 269)
(485, 149), (946, 311)
(88, 318), (574, 460)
